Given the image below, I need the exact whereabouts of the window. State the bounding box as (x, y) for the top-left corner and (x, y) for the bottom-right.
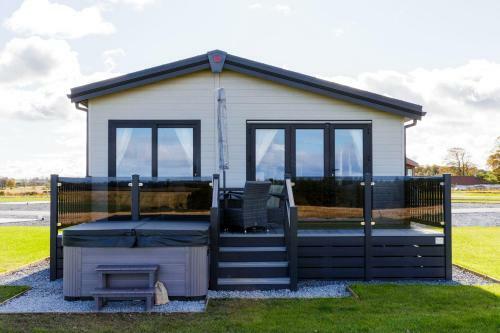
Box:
(109, 121), (200, 177)
(158, 128), (194, 177)
(116, 128), (152, 177)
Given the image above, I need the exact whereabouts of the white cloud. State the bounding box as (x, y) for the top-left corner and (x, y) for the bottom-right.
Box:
(4, 0), (115, 39)
(0, 37), (118, 120)
(107, 0), (156, 10)
(319, 60), (500, 169)
(248, 3), (263, 10)
(102, 48), (126, 71)
(248, 3), (292, 15)
(0, 36), (122, 178)
(273, 4), (292, 15)
(332, 28), (345, 38)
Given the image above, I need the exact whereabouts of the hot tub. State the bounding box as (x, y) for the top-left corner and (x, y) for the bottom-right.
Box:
(62, 220), (209, 300)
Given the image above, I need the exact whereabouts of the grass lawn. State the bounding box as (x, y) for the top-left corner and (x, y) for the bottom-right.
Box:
(0, 195), (49, 202)
(453, 226), (500, 280)
(0, 286), (30, 304)
(0, 226), (49, 273)
(452, 190), (500, 203)
(0, 284), (498, 332)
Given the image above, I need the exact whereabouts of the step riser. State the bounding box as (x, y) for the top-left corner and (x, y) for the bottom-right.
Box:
(219, 251), (287, 262)
(218, 267), (288, 278)
(219, 237), (285, 247)
(217, 284), (290, 291)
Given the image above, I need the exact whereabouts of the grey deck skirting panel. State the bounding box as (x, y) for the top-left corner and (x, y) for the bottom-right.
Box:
(297, 234), (446, 280)
(63, 246), (209, 298)
(298, 235), (365, 280)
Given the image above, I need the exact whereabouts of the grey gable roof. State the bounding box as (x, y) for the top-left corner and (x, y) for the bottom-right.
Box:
(68, 50), (424, 119)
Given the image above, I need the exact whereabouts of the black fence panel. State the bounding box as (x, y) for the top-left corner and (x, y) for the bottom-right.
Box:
(293, 176), (364, 229)
(139, 177), (212, 219)
(372, 176), (444, 230)
(57, 177), (132, 228)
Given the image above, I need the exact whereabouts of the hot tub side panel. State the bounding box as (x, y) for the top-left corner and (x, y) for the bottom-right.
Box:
(63, 246), (208, 298)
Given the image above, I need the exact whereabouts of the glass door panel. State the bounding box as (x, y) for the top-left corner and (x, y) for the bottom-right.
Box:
(158, 128), (194, 177)
(295, 129), (324, 177)
(255, 129), (285, 181)
(116, 128), (152, 177)
(334, 129), (364, 177)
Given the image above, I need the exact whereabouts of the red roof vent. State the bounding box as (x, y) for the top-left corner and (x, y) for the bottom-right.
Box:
(213, 54), (222, 63)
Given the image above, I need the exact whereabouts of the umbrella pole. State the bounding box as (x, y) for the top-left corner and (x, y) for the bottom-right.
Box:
(223, 170), (226, 193)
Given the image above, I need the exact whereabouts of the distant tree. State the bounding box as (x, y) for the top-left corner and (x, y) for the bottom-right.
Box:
(487, 136), (500, 179)
(476, 170), (498, 184)
(445, 147), (476, 176)
(6, 178), (16, 189)
(415, 164), (441, 176)
(0, 177), (6, 188)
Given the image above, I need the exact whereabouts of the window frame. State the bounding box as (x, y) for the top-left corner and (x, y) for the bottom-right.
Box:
(108, 120), (201, 177)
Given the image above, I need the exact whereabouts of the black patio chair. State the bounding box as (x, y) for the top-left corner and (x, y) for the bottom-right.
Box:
(224, 181), (271, 232)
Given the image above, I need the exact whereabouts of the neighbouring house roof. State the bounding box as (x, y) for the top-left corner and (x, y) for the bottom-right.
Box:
(68, 50), (425, 119)
(405, 157), (419, 168)
(451, 176), (490, 186)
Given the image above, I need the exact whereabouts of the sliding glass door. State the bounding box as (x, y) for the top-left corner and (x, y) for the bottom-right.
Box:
(295, 129), (325, 177)
(109, 120), (200, 177)
(248, 123), (370, 230)
(255, 129), (286, 181)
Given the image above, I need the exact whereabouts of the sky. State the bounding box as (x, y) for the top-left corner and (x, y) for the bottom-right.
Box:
(0, 0), (499, 178)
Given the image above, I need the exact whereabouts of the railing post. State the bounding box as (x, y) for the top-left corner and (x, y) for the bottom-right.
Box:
(209, 174), (220, 290)
(50, 174), (59, 281)
(289, 204), (298, 291)
(443, 174), (452, 280)
(285, 176), (298, 291)
(131, 174), (140, 220)
(363, 173), (373, 281)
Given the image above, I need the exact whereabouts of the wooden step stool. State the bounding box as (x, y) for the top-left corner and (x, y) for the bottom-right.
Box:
(91, 264), (159, 311)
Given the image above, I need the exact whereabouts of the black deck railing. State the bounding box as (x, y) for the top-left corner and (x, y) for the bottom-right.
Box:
(50, 173), (452, 282)
(50, 174), (214, 280)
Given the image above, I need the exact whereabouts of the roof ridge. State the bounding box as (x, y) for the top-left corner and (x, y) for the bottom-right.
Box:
(68, 50), (424, 119)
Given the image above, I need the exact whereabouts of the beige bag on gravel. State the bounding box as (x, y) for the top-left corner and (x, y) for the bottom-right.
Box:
(155, 281), (169, 305)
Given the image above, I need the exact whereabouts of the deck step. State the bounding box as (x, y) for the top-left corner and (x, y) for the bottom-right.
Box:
(219, 246), (286, 252)
(219, 246), (287, 262)
(219, 235), (285, 247)
(218, 261), (288, 278)
(217, 277), (290, 290)
(219, 261), (288, 268)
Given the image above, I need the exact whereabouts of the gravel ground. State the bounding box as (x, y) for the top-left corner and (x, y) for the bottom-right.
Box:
(209, 280), (350, 299)
(0, 260), (205, 313)
(209, 267), (495, 299)
(0, 261), (495, 312)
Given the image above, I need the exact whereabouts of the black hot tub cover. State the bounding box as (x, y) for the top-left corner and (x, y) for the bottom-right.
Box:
(135, 221), (209, 247)
(62, 220), (209, 247)
(62, 221), (143, 247)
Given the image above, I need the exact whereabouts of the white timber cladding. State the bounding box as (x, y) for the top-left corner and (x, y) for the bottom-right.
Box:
(88, 69), (405, 186)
